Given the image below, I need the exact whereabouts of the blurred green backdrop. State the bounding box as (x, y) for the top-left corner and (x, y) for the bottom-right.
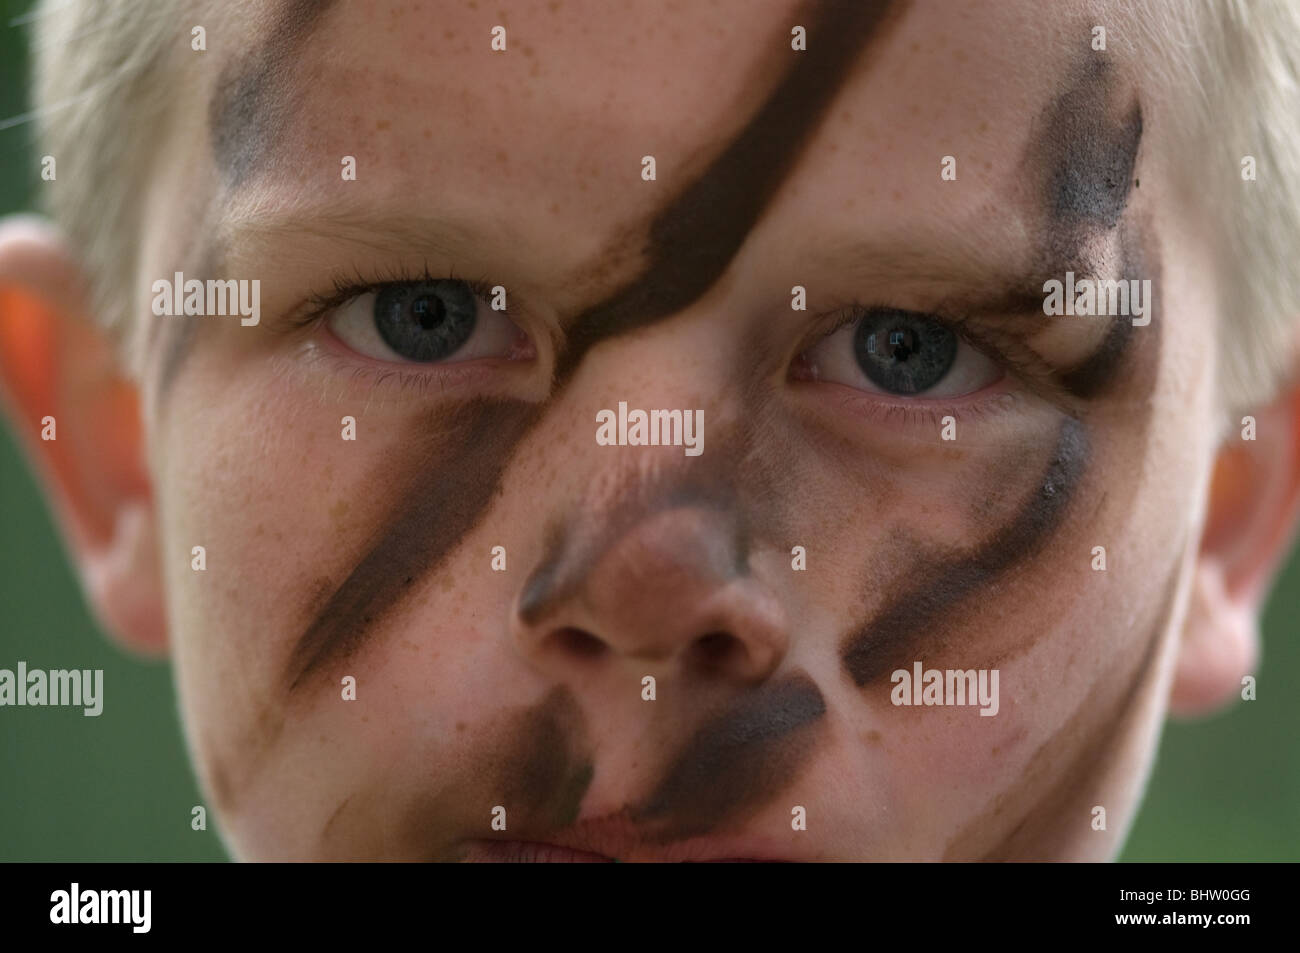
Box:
(0, 0), (1296, 862)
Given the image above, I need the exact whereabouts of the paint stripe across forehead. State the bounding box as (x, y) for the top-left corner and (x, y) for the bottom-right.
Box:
(556, 0), (902, 381)
(208, 0), (340, 186)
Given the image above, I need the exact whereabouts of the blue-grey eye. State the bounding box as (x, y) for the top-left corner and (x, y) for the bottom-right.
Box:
(853, 309), (958, 394)
(373, 280), (478, 362)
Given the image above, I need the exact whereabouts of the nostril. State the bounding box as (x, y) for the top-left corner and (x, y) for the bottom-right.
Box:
(552, 627), (608, 659)
(691, 631), (740, 671)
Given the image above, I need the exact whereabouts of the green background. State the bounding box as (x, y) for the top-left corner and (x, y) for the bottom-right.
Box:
(0, 0), (1295, 862)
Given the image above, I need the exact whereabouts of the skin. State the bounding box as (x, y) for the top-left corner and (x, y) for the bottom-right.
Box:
(1, 0), (1300, 861)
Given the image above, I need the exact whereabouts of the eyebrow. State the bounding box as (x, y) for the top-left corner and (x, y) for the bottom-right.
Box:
(208, 0), (340, 186)
(808, 227), (1145, 406)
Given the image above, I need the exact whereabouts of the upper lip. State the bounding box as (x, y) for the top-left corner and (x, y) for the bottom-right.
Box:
(468, 812), (796, 862)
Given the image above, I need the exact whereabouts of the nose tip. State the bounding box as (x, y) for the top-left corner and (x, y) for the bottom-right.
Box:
(513, 505), (788, 683)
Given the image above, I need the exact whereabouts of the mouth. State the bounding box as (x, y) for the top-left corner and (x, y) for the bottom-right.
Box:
(461, 840), (785, 862)
(460, 819), (794, 862)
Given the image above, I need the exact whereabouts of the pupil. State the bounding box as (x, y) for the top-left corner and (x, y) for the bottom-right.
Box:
(412, 295), (445, 330)
(887, 328), (915, 361)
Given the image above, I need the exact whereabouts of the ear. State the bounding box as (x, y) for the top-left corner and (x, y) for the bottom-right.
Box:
(1170, 369), (1300, 718)
(0, 215), (166, 656)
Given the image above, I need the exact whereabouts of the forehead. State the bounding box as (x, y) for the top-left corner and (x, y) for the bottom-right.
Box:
(183, 0), (1160, 347)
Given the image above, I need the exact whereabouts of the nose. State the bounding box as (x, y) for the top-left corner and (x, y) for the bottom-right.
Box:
(513, 505), (789, 683)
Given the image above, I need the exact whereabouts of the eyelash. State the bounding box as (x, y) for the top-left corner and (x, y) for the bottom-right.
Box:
(290, 262), (499, 329)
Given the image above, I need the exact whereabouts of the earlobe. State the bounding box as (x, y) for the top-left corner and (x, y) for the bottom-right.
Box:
(1171, 377), (1300, 718)
(0, 215), (167, 656)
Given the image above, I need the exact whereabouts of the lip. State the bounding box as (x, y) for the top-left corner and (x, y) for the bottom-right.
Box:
(462, 840), (617, 863)
(462, 839), (788, 862)
(460, 816), (796, 862)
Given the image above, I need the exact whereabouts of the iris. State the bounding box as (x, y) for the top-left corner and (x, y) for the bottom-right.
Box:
(853, 309), (957, 394)
(373, 280), (478, 362)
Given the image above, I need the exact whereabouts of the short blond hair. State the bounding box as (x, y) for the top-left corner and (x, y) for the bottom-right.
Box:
(29, 0), (1300, 413)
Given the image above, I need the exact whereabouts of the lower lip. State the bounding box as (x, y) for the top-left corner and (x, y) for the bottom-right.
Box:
(461, 840), (783, 862)
(462, 840), (615, 863)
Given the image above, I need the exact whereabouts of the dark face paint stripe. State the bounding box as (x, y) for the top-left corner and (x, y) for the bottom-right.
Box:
(841, 417), (1089, 687)
(286, 398), (539, 689)
(208, 0), (341, 186)
(557, 0), (901, 380)
(631, 671), (826, 840)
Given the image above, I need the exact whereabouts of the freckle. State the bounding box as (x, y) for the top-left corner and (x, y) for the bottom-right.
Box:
(548, 0), (561, 10)
(523, 45), (534, 57)
(954, 49), (967, 63)
(862, 729), (882, 745)
(254, 523), (265, 536)
(319, 734), (328, 744)
(891, 189), (902, 201)
(456, 721), (467, 732)
(990, 745), (1000, 756)
(984, 160), (992, 171)
(548, 202), (561, 215)
(376, 119), (390, 131)
(423, 128), (432, 139)
(496, 150), (508, 164)
(909, 41), (920, 53)
(444, 29), (456, 40)
(329, 499), (350, 532)
(439, 574), (455, 592)
(361, 714), (370, 723)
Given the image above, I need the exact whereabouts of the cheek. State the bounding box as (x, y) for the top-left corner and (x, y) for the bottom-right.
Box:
(152, 358), (500, 838)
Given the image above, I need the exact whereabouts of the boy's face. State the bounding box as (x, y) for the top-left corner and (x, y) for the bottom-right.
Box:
(139, 0), (1217, 860)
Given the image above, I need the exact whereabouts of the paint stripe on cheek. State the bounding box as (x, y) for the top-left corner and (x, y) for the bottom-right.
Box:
(840, 417), (1090, 687)
(285, 398), (540, 690)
